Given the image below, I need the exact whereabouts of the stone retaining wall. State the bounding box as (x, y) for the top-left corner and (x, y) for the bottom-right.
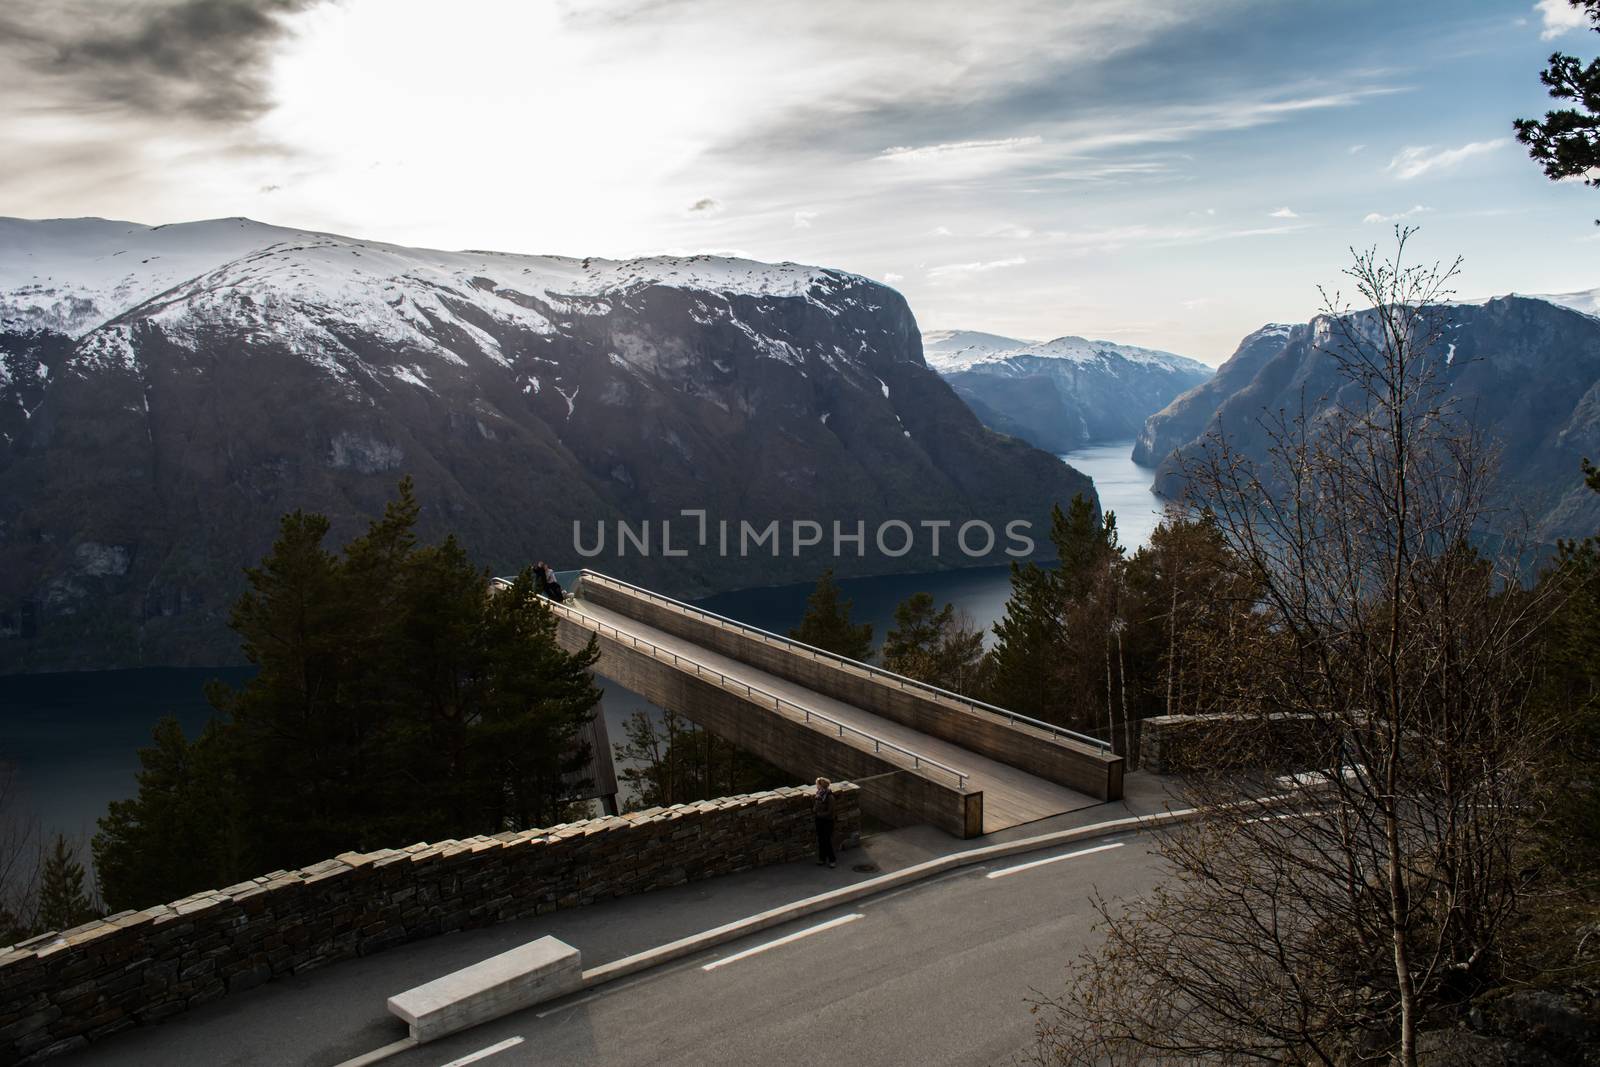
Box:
(0, 784), (859, 1063)
(1139, 712), (1332, 775)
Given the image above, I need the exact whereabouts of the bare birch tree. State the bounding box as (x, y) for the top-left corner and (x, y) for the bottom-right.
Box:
(1031, 230), (1558, 1066)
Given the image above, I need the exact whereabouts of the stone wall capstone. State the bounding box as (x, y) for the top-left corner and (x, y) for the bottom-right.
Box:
(0, 783), (859, 1064)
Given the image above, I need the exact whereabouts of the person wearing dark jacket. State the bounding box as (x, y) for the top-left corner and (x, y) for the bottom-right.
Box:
(534, 561), (565, 603)
(813, 777), (837, 868)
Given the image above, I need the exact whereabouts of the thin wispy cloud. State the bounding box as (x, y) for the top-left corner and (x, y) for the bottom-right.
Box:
(1363, 204), (1431, 223)
(1387, 139), (1507, 180)
(1270, 207), (1299, 218)
(928, 256), (1027, 278)
(686, 197), (724, 217)
(877, 136), (1043, 164)
(793, 210), (819, 229)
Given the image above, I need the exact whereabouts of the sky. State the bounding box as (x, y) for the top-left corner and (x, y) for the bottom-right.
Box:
(1, 0), (1596, 364)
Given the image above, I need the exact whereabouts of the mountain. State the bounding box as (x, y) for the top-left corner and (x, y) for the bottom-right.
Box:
(923, 330), (1214, 454)
(1137, 296), (1600, 544)
(0, 217), (1092, 672)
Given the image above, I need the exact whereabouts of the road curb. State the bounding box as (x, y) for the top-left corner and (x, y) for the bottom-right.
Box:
(339, 787), (1311, 1065)
(577, 801), (1206, 989)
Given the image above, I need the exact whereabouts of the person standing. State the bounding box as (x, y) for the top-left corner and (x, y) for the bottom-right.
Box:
(813, 777), (837, 868)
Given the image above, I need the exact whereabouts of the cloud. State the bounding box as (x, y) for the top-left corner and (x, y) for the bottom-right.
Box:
(1363, 204), (1431, 223)
(982, 222), (1034, 238)
(927, 256), (1027, 277)
(1348, 144), (1366, 154)
(1535, 0), (1590, 38)
(793, 210), (819, 228)
(1386, 139), (1507, 180)
(877, 135), (1043, 164)
(929, 225), (954, 236)
(686, 196), (724, 216)
(884, 271), (905, 283)
(0, 0), (334, 121)
(1269, 206), (1298, 218)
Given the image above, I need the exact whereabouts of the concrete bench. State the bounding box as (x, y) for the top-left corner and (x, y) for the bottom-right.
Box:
(387, 936), (583, 1043)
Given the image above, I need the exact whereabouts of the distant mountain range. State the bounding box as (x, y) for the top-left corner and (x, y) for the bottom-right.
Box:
(0, 217), (1091, 672)
(923, 330), (1214, 454)
(1138, 291), (1600, 545)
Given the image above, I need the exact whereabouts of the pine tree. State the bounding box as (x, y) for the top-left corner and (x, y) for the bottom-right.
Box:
(97, 479), (608, 908)
(789, 568), (873, 660)
(985, 561), (1064, 720)
(985, 494), (1123, 728)
(882, 592), (985, 692)
(36, 835), (94, 934)
(470, 566), (605, 830)
(92, 717), (241, 913)
(1515, 0), (1600, 221)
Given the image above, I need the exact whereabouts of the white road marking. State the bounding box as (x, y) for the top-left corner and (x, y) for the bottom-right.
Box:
(700, 913), (863, 971)
(1245, 809), (1327, 824)
(436, 1036), (524, 1066)
(985, 842), (1124, 880)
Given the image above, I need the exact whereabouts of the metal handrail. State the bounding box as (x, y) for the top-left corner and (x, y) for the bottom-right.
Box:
(574, 569), (1113, 753)
(540, 593), (971, 789)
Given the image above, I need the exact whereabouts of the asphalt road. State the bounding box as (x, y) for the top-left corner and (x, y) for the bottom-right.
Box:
(381, 833), (1165, 1067)
(63, 782), (1189, 1067)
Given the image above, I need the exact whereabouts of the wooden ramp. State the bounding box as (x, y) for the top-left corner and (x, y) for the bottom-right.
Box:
(563, 595), (1103, 835)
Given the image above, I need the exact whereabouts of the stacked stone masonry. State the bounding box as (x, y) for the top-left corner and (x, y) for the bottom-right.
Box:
(0, 783), (859, 1064)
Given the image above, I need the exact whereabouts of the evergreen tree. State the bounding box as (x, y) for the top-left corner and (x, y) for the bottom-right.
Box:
(470, 567), (604, 830)
(1515, 0), (1600, 220)
(1123, 508), (1261, 721)
(985, 494), (1124, 730)
(96, 479), (606, 908)
(789, 568), (873, 660)
(36, 835), (95, 934)
(882, 592), (985, 693)
(1538, 458), (1600, 857)
(985, 561), (1065, 720)
(217, 506), (361, 867)
(93, 717), (241, 913)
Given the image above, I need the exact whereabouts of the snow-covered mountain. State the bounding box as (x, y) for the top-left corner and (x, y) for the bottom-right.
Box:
(921, 329), (1039, 372)
(1138, 296), (1600, 544)
(1525, 286), (1600, 320)
(0, 217), (1092, 671)
(922, 329), (1213, 453)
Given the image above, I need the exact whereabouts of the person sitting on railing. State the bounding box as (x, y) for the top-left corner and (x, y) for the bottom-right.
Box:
(813, 777), (837, 869)
(534, 561), (566, 603)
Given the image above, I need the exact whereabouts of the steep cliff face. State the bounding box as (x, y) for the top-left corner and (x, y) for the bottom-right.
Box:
(1139, 296), (1600, 543)
(0, 218), (1091, 671)
(1131, 323), (1297, 466)
(925, 330), (1212, 454)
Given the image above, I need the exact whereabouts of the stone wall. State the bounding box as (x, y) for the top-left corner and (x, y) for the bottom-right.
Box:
(1139, 713), (1332, 775)
(0, 784), (859, 1064)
